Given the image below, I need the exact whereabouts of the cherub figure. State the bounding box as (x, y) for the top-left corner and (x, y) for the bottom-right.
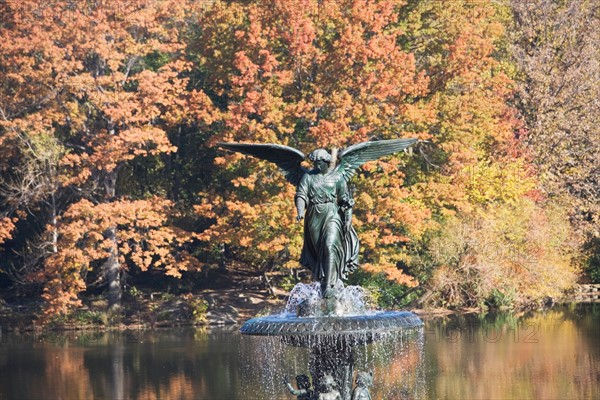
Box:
(317, 374), (341, 400)
(351, 371), (373, 400)
(283, 374), (315, 400)
(218, 139), (417, 299)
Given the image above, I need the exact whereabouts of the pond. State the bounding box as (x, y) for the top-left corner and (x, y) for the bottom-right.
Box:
(0, 304), (598, 399)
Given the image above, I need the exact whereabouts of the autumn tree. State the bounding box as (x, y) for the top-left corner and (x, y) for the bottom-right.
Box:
(0, 0), (209, 314)
(36, 198), (200, 316)
(395, 0), (579, 308)
(510, 0), (600, 281)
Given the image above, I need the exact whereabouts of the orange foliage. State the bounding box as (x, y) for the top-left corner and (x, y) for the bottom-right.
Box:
(37, 198), (199, 316)
(0, 0), (212, 185)
(0, 217), (17, 245)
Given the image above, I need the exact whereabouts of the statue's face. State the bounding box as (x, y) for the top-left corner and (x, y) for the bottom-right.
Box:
(314, 159), (328, 173)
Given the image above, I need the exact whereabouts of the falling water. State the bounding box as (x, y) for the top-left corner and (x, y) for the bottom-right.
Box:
(240, 329), (425, 399)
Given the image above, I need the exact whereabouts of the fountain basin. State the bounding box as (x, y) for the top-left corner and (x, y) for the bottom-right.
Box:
(240, 310), (423, 346)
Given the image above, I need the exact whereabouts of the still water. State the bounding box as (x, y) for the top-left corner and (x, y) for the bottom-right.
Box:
(0, 304), (598, 399)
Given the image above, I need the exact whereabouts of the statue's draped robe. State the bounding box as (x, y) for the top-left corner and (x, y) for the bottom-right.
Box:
(296, 171), (359, 292)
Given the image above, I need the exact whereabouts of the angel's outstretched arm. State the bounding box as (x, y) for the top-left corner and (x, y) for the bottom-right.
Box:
(295, 174), (308, 222)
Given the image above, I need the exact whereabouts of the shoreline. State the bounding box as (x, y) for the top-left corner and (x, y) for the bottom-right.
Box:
(2, 288), (589, 334)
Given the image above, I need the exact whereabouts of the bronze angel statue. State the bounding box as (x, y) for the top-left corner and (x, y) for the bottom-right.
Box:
(218, 138), (417, 299)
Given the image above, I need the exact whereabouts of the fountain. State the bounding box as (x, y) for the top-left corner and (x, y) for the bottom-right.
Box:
(219, 139), (424, 399)
(241, 283), (422, 398)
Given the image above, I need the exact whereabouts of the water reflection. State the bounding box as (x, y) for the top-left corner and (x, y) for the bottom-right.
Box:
(0, 328), (246, 400)
(0, 305), (598, 399)
(420, 305), (600, 399)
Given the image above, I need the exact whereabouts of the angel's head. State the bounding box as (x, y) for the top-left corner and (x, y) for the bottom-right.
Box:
(308, 149), (331, 173)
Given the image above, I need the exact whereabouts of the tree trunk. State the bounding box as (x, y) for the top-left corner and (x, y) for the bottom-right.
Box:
(50, 193), (58, 254)
(104, 225), (121, 310)
(103, 169), (121, 311)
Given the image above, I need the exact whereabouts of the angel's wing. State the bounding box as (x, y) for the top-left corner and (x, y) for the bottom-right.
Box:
(217, 142), (308, 186)
(337, 138), (418, 181)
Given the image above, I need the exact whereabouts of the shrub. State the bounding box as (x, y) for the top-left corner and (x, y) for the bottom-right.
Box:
(182, 294), (209, 325)
(348, 269), (420, 310)
(422, 199), (579, 310)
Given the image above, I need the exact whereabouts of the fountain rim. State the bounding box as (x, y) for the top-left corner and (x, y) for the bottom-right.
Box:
(239, 310), (423, 337)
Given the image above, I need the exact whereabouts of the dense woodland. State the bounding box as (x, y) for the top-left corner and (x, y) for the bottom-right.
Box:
(0, 0), (598, 323)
